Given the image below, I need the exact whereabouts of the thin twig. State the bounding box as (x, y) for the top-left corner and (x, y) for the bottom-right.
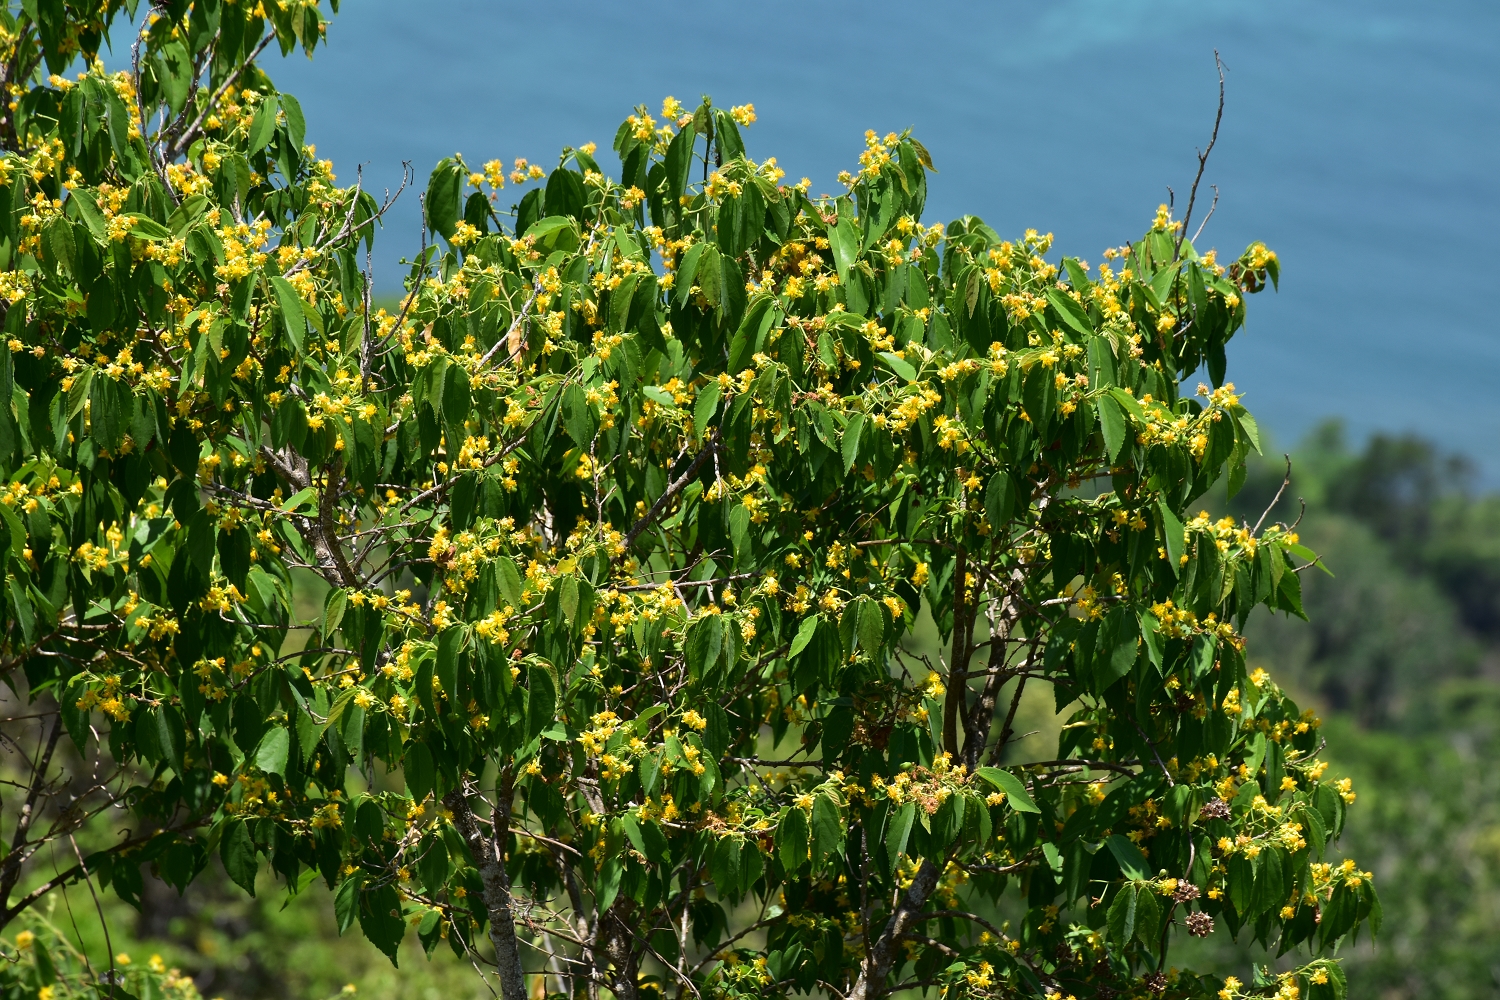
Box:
(163, 31), (275, 163)
(1191, 185), (1220, 243)
(1252, 455), (1293, 535)
(1176, 50), (1226, 258)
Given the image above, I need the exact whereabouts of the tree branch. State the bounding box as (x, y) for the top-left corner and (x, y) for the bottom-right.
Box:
(620, 432), (719, 556)
(0, 716), (62, 910)
(1176, 50), (1226, 257)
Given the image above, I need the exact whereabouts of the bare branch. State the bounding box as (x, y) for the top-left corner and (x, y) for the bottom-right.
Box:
(1176, 50), (1226, 257)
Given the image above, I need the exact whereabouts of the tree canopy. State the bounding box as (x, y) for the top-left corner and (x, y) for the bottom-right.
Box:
(0, 4), (1376, 1000)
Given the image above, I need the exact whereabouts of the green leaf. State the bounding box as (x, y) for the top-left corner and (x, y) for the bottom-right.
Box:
(710, 837), (740, 898)
(1244, 731), (1268, 780)
(254, 727), (289, 777)
(1107, 386), (1146, 421)
(1095, 605), (1138, 689)
(841, 412), (865, 473)
(1191, 633), (1217, 682)
(596, 857), (623, 912)
(1237, 409), (1262, 453)
(727, 296), (774, 373)
(1159, 501), (1186, 572)
(220, 819), (258, 895)
(270, 276), (307, 354)
(693, 382), (721, 439)
(1107, 884), (1137, 944)
(641, 385), (676, 408)
(729, 504), (751, 559)
(1138, 611), (1163, 669)
(524, 215), (580, 254)
(66, 368), (93, 421)
(885, 801), (916, 863)
(118, 213), (171, 240)
(1095, 393), (1126, 462)
(662, 126), (694, 203)
(357, 883), (404, 964)
(777, 806), (809, 872)
(148, 705), (185, 774)
(280, 92), (306, 150)
(974, 767), (1039, 813)
(418, 838), (449, 894)
(280, 486), (318, 513)
(436, 627), (464, 704)
(1088, 335), (1117, 387)
(1279, 564), (1307, 620)
(1105, 833), (1149, 880)
(984, 474), (1014, 530)
(70, 190), (106, 241)
(686, 613), (724, 681)
(877, 350), (917, 383)
(826, 212), (859, 285)
(558, 574), (580, 627)
(789, 615), (819, 659)
(8, 578), (35, 646)
(31, 938), (56, 986)
(104, 87), (133, 166)
(526, 663), (557, 741)
(323, 587), (347, 638)
(1047, 287), (1094, 339)
(248, 94), (279, 154)
(562, 383), (594, 450)
(496, 557), (523, 609)
(857, 597), (885, 654)
(1252, 845), (1285, 917)
(811, 794), (843, 866)
(425, 158), (463, 241)
(1134, 887), (1161, 946)
(404, 742), (435, 803)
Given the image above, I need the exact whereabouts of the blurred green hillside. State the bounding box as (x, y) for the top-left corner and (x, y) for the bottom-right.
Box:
(1204, 423), (1500, 999)
(11, 424), (1500, 1000)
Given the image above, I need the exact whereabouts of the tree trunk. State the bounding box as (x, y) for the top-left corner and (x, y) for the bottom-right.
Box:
(446, 780), (527, 1000)
(849, 857), (941, 1000)
(600, 903), (640, 1000)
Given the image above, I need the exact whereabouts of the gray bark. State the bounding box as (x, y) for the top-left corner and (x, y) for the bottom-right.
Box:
(848, 857), (941, 1000)
(446, 782), (527, 1000)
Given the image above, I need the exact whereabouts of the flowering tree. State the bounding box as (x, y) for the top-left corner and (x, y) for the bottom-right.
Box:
(0, 3), (1377, 1000)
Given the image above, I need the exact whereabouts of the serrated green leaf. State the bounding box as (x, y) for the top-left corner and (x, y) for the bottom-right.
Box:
(841, 412), (865, 473)
(254, 727), (289, 777)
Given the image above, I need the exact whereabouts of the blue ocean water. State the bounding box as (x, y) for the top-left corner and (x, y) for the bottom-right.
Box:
(271, 0), (1500, 474)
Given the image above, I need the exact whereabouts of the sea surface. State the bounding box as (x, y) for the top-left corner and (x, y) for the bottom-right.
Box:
(269, 0), (1500, 475)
